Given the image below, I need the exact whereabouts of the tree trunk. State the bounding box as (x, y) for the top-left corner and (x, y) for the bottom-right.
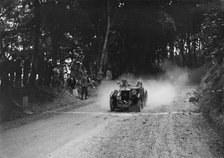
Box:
(187, 33), (192, 67)
(96, 21), (102, 71)
(29, 0), (40, 86)
(38, 53), (45, 85)
(170, 42), (174, 61)
(179, 38), (185, 67)
(99, 0), (110, 75)
(193, 37), (197, 67)
(51, 30), (59, 68)
(23, 57), (30, 87)
(15, 59), (22, 87)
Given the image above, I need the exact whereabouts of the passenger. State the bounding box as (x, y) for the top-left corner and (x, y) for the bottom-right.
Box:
(136, 81), (142, 87)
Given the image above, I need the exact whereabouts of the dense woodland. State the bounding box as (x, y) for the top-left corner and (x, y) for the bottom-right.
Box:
(0, 0), (224, 88)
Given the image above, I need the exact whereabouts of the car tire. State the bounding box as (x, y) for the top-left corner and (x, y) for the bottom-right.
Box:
(136, 102), (141, 112)
(144, 91), (148, 107)
(110, 98), (115, 111)
(141, 100), (144, 109)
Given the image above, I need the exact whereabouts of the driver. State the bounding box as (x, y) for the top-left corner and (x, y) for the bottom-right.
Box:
(121, 80), (131, 87)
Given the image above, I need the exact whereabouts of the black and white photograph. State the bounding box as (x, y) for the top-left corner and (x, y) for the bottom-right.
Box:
(0, 0), (224, 157)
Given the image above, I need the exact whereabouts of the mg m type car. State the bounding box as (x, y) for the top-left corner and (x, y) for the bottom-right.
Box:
(110, 80), (148, 112)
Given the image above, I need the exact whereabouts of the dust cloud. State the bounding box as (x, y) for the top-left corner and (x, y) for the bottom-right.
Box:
(95, 80), (117, 110)
(144, 61), (189, 109)
(96, 62), (189, 110)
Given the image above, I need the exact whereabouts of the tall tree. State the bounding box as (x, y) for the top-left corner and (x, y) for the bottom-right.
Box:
(99, 0), (111, 74)
(29, 0), (41, 86)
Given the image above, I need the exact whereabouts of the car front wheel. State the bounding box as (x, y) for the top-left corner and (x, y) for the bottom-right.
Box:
(136, 102), (141, 112)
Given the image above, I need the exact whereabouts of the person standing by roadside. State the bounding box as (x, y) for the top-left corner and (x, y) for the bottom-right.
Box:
(106, 69), (112, 80)
(81, 72), (88, 99)
(59, 65), (65, 89)
(67, 76), (76, 94)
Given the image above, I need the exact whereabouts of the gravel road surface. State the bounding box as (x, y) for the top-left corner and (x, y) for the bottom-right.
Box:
(1, 86), (224, 158)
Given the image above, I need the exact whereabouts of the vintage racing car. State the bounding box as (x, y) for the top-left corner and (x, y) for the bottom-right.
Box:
(109, 80), (148, 112)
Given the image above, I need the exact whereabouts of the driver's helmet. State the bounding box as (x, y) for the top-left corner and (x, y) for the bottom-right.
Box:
(136, 80), (142, 87)
(114, 90), (118, 95)
(121, 80), (129, 87)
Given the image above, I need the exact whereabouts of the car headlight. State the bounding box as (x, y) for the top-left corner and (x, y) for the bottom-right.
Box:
(117, 92), (120, 96)
(137, 93), (140, 98)
(117, 96), (121, 100)
(131, 89), (137, 95)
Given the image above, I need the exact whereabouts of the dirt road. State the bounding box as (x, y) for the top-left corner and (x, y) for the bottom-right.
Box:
(1, 86), (224, 158)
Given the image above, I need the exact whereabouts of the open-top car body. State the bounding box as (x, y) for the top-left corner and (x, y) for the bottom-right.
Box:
(110, 80), (148, 112)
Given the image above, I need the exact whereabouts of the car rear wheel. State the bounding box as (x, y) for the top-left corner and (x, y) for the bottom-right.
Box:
(141, 100), (144, 109)
(144, 91), (148, 107)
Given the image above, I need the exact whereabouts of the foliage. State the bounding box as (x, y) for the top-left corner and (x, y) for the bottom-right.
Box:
(0, 0), (215, 88)
(201, 7), (224, 63)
